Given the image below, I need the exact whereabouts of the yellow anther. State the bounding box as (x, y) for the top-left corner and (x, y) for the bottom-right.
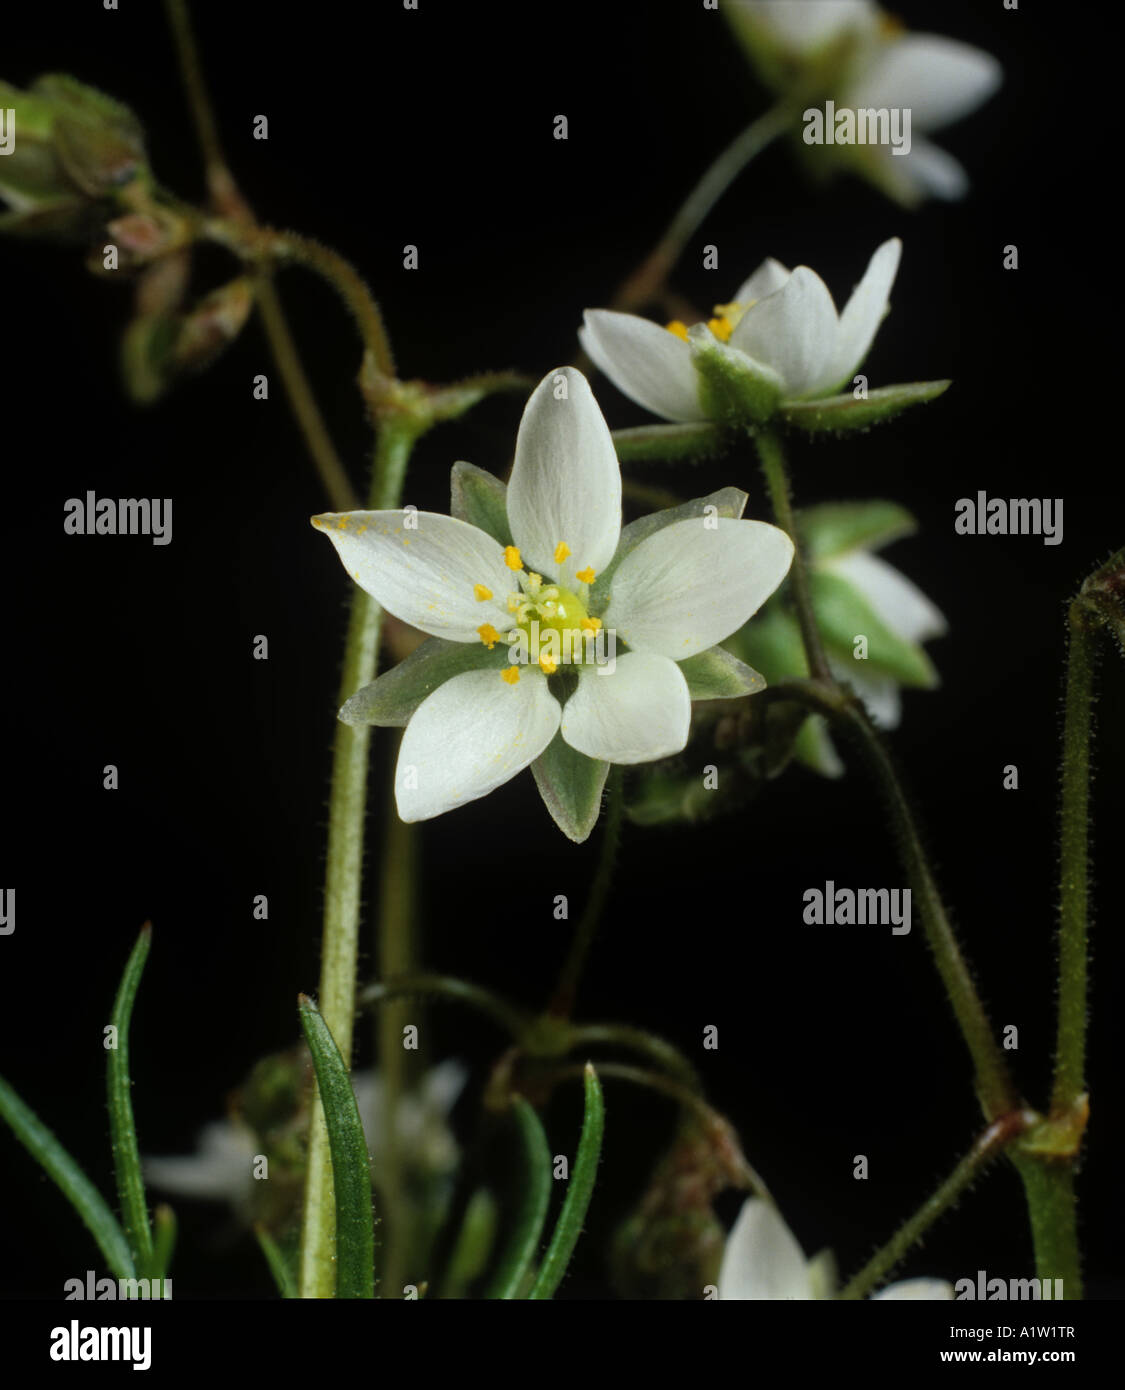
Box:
(665, 320), (690, 342)
(708, 315), (734, 343)
(501, 665), (520, 685)
(504, 545), (523, 570)
(527, 572), (542, 592)
(478, 623), (501, 649)
(539, 655), (558, 676)
(580, 616), (602, 632)
(473, 584), (493, 601)
(554, 541), (571, 564)
(576, 566), (596, 584)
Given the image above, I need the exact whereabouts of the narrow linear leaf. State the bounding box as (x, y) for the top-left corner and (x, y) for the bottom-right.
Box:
(527, 1063), (605, 1299)
(0, 1072), (135, 1280)
(107, 923), (154, 1275)
(779, 381), (951, 434)
(254, 1223), (297, 1299)
(151, 1203), (177, 1280)
(611, 421), (726, 464)
(298, 994), (375, 1299)
(441, 1189), (498, 1299)
(487, 1098), (553, 1299)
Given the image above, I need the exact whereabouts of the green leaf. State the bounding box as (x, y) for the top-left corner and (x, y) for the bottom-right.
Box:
(297, 995), (375, 1299)
(254, 1223), (297, 1298)
(779, 381), (951, 434)
(0, 1072), (135, 1279)
(679, 646), (765, 700)
(531, 734), (609, 844)
(107, 924), (154, 1275)
(151, 1204), (177, 1280)
(339, 637), (503, 726)
(450, 461), (512, 545)
(527, 1063), (605, 1299)
(591, 486), (748, 605)
(611, 421), (727, 464)
(808, 571), (938, 687)
(441, 1189), (499, 1298)
(487, 1098), (553, 1299)
(801, 500), (917, 561)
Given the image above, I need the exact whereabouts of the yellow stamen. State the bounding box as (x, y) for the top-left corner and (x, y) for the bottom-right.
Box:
(473, 584), (493, 601)
(576, 566), (596, 584)
(665, 320), (690, 342)
(708, 315), (734, 343)
(554, 541), (571, 564)
(501, 665), (520, 685)
(504, 545), (523, 570)
(580, 616), (602, 632)
(478, 623), (501, 649)
(507, 594), (522, 613)
(539, 655), (558, 676)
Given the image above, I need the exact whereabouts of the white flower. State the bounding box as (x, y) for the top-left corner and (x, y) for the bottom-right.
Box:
(581, 239), (901, 424)
(144, 1062), (467, 1210)
(730, 1), (1002, 204)
(313, 368), (793, 825)
(820, 544), (947, 731)
(718, 1198), (953, 1301)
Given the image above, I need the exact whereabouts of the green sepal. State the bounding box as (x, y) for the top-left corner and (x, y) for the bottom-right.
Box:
(690, 330), (784, 426)
(779, 381), (951, 434)
(800, 500), (917, 561)
(531, 732), (609, 844)
(449, 461), (513, 545)
(679, 646), (765, 700)
(31, 74), (147, 197)
(611, 421), (726, 465)
(297, 995), (376, 1299)
(591, 486), (748, 606)
(339, 637), (504, 727)
(808, 570), (938, 687)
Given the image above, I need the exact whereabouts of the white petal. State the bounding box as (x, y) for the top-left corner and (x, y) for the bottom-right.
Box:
(730, 266), (840, 398)
(718, 1199), (814, 1301)
(834, 661), (902, 729)
(144, 1122), (255, 1201)
(732, 256), (791, 305)
(872, 1278), (955, 1301)
(604, 517), (794, 660)
(824, 550), (947, 644)
(579, 311), (706, 423)
(506, 366), (622, 586)
(897, 136), (970, 201)
(395, 668), (560, 821)
(559, 652), (690, 764)
(826, 237), (901, 391)
(312, 511), (512, 641)
(739, 0), (877, 52)
(850, 35), (1002, 132)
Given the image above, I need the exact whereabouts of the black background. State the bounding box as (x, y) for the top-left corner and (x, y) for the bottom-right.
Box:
(2, 0), (1120, 1307)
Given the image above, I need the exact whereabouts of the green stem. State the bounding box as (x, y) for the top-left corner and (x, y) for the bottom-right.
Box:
(359, 973), (528, 1039)
(548, 766), (623, 1017)
(754, 428), (832, 682)
(760, 680), (1019, 1121)
(1051, 601), (1098, 1114)
(298, 420), (416, 1299)
(1012, 1156), (1082, 1299)
(612, 105), (791, 313)
(839, 1113), (1030, 1300)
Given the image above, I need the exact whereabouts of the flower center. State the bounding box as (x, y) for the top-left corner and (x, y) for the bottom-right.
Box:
(665, 299), (757, 346)
(475, 546), (604, 678)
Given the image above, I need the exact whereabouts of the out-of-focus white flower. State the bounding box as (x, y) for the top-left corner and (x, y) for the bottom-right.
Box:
(719, 1198), (953, 1300)
(727, 1), (1002, 205)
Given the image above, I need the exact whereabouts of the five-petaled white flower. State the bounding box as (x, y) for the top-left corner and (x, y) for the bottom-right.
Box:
(312, 368), (793, 828)
(728, 0), (1002, 204)
(719, 1198), (953, 1301)
(581, 238), (901, 424)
